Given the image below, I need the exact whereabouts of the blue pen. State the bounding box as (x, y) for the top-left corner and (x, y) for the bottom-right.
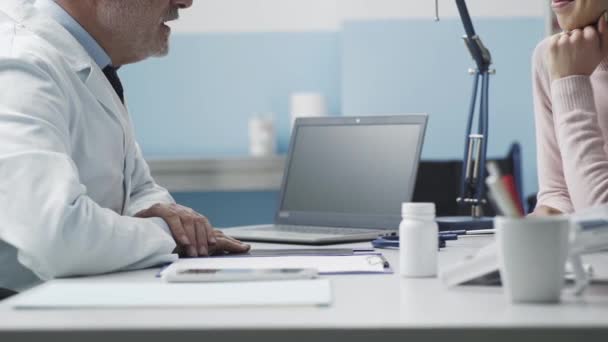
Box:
(440, 230), (467, 236)
(371, 236), (447, 249)
(440, 229), (495, 236)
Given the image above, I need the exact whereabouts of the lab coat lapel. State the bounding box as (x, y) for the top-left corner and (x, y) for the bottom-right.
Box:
(84, 67), (134, 215)
(83, 67), (129, 122)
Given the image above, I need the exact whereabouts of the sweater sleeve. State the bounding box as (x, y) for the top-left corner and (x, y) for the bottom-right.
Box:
(552, 75), (608, 209)
(532, 41), (574, 213)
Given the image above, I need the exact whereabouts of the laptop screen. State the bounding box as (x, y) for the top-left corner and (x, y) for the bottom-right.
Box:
(277, 116), (427, 229)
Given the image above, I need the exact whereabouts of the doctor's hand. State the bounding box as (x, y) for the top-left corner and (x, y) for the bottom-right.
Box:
(173, 230), (251, 257)
(547, 13), (608, 81)
(135, 203), (250, 257)
(207, 230), (251, 256)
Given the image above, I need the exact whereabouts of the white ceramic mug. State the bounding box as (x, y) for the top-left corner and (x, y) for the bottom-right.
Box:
(495, 216), (571, 304)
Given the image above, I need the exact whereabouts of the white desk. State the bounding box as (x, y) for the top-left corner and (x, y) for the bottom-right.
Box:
(1, 236), (608, 342)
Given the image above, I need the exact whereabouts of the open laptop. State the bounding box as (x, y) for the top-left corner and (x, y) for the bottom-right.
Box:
(226, 114), (428, 245)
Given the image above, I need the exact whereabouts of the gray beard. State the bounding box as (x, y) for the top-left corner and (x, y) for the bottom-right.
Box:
(97, 0), (165, 63)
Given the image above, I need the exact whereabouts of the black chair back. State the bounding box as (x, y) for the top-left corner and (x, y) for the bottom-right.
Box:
(412, 143), (524, 217)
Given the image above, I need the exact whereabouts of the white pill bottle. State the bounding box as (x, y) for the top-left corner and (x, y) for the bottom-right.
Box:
(399, 203), (438, 278)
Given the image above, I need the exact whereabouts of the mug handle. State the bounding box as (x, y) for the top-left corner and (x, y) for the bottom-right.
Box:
(566, 253), (590, 296)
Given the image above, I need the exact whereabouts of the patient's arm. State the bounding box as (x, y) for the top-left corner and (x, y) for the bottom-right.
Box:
(532, 41), (574, 213)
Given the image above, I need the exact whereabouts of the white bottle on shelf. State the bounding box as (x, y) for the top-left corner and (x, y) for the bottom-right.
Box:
(248, 114), (276, 157)
(289, 92), (327, 129)
(399, 202), (438, 278)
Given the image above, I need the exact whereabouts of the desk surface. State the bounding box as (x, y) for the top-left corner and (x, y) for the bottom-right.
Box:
(2, 236), (608, 342)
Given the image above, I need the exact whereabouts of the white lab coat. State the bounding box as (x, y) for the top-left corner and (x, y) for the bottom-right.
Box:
(0, 0), (177, 291)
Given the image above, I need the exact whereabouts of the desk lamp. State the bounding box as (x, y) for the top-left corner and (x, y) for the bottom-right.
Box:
(434, 0), (494, 229)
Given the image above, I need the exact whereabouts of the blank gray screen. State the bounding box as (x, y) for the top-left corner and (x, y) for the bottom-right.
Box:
(281, 124), (422, 216)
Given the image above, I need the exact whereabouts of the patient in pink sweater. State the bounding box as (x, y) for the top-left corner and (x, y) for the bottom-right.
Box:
(533, 0), (608, 216)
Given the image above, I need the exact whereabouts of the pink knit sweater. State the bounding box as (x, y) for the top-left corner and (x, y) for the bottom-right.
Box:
(533, 38), (608, 213)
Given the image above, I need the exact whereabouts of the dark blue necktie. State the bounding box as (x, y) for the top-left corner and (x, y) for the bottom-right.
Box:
(102, 65), (124, 104)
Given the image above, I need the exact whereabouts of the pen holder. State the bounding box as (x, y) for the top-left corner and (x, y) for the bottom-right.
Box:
(495, 216), (571, 304)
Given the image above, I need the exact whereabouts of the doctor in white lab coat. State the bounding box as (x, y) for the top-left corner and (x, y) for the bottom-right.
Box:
(0, 0), (250, 293)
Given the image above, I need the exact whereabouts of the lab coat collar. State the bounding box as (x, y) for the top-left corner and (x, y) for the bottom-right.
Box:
(35, 0), (112, 69)
(0, 0), (126, 116)
(1, 0), (92, 74)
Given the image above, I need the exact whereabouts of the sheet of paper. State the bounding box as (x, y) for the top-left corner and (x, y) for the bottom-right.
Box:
(229, 248), (372, 257)
(163, 255), (387, 276)
(10, 279), (332, 309)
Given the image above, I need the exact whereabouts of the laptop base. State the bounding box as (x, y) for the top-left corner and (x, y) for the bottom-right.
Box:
(223, 225), (394, 245)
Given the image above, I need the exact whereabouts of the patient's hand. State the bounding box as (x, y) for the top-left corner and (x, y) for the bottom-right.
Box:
(547, 13), (608, 81)
(529, 205), (563, 217)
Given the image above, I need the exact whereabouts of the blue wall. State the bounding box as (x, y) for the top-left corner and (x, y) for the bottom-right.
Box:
(341, 18), (544, 195)
(171, 192), (278, 227)
(122, 18), (545, 226)
(122, 32), (341, 156)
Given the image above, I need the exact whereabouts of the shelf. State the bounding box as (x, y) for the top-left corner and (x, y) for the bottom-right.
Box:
(147, 156), (286, 192)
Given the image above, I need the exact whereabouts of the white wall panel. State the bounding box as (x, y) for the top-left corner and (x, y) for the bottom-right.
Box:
(173, 0), (547, 33)
(340, 0), (547, 21)
(173, 0), (340, 33)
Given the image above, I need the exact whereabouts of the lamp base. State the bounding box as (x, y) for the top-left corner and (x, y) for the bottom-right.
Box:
(436, 216), (494, 231)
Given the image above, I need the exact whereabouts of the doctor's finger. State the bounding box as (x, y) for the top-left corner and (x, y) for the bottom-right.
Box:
(178, 213), (200, 257)
(193, 216), (209, 256)
(212, 229), (226, 238)
(212, 230), (246, 245)
(198, 215), (217, 246)
(217, 237), (251, 254)
(223, 233), (246, 245)
(164, 214), (196, 254)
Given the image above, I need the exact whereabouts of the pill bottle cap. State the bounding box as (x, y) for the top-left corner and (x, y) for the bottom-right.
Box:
(401, 203), (436, 217)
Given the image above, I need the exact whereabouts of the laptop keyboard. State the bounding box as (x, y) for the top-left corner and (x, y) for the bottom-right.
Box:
(255, 225), (381, 236)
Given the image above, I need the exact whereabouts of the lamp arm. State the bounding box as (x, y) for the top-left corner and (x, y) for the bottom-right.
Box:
(435, 0), (494, 217)
(435, 0), (493, 72)
(455, 0), (476, 37)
